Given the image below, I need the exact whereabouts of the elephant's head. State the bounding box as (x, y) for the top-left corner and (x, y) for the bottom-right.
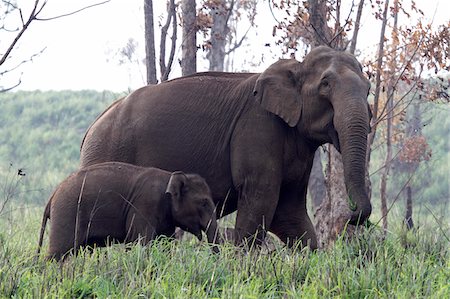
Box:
(165, 171), (219, 252)
(253, 46), (372, 225)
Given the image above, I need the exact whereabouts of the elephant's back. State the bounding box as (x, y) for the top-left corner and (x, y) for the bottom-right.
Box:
(79, 73), (257, 200)
(52, 162), (160, 207)
(124, 73), (257, 111)
(80, 97), (128, 167)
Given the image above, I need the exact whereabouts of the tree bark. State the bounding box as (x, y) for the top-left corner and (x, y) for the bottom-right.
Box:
(181, 0), (197, 76)
(315, 146), (356, 248)
(349, 0), (365, 54)
(307, 0), (333, 46)
(309, 149), (327, 210)
(160, 0), (177, 82)
(144, 0), (157, 84)
(207, 0), (232, 71)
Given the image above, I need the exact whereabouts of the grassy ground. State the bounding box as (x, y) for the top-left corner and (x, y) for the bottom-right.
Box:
(0, 206), (449, 298)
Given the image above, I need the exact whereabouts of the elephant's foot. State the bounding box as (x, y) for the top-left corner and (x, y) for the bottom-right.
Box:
(224, 226), (280, 253)
(269, 217), (318, 250)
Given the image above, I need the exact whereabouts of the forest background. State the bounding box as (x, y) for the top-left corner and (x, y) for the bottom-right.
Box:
(0, 0), (448, 297)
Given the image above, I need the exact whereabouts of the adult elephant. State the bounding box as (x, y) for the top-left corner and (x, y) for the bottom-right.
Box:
(80, 46), (372, 249)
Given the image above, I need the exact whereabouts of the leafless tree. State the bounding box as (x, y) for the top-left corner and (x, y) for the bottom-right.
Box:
(181, 0), (197, 76)
(159, 0), (177, 82)
(0, 0), (110, 92)
(201, 0), (257, 71)
(349, 0), (364, 55)
(144, 0), (157, 84)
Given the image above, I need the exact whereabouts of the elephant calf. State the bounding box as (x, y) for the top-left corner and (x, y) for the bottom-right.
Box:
(37, 162), (219, 260)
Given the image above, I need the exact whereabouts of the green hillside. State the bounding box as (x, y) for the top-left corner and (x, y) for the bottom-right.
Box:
(0, 90), (122, 205)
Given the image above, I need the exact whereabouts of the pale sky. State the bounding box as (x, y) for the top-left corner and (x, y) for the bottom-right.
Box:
(2, 0), (448, 92)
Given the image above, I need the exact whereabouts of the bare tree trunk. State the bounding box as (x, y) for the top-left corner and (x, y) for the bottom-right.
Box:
(366, 0), (390, 199)
(309, 149), (327, 210)
(379, 0), (398, 235)
(379, 141), (390, 234)
(349, 0), (365, 54)
(379, 65), (394, 235)
(160, 0), (177, 82)
(333, 0), (343, 48)
(207, 0), (233, 71)
(181, 0), (197, 76)
(144, 0), (157, 84)
(404, 186), (414, 230)
(307, 0), (333, 46)
(315, 146), (356, 248)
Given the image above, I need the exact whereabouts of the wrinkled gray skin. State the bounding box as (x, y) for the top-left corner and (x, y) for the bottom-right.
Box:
(37, 162), (219, 260)
(80, 46), (372, 249)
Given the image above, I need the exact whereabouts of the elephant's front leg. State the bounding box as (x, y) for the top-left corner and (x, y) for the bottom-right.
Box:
(125, 212), (157, 244)
(231, 110), (286, 247)
(269, 183), (318, 250)
(233, 165), (283, 247)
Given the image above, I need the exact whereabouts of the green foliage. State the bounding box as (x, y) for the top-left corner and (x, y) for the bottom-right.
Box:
(0, 90), (121, 205)
(0, 208), (449, 297)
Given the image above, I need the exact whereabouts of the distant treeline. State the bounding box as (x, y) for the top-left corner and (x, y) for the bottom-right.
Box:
(0, 90), (448, 210)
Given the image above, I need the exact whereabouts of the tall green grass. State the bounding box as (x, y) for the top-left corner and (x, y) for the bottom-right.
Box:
(0, 206), (448, 298)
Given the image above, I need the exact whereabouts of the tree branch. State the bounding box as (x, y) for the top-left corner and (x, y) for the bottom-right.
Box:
(267, 0), (280, 24)
(372, 33), (425, 128)
(349, 0), (364, 54)
(0, 47), (46, 76)
(225, 25), (251, 55)
(35, 0), (110, 21)
(0, 78), (22, 92)
(164, 1), (177, 81)
(0, 0), (40, 67)
(1, 0), (111, 77)
(224, 0), (235, 31)
(160, 0), (176, 82)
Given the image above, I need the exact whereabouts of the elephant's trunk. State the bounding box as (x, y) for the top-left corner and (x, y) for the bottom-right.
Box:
(205, 216), (220, 254)
(335, 100), (372, 225)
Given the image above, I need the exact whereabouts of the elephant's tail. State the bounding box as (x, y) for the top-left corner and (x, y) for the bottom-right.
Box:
(36, 197), (52, 257)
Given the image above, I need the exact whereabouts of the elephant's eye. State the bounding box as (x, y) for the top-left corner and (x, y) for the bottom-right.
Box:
(319, 80), (331, 95)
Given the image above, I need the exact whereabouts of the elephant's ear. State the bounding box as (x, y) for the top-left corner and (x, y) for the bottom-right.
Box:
(165, 171), (187, 204)
(253, 59), (303, 127)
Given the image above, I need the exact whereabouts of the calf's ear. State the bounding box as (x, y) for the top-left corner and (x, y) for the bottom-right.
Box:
(165, 171), (187, 203)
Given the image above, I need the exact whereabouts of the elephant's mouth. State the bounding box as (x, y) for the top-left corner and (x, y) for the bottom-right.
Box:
(195, 231), (203, 241)
(328, 126), (341, 152)
(178, 224), (203, 241)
